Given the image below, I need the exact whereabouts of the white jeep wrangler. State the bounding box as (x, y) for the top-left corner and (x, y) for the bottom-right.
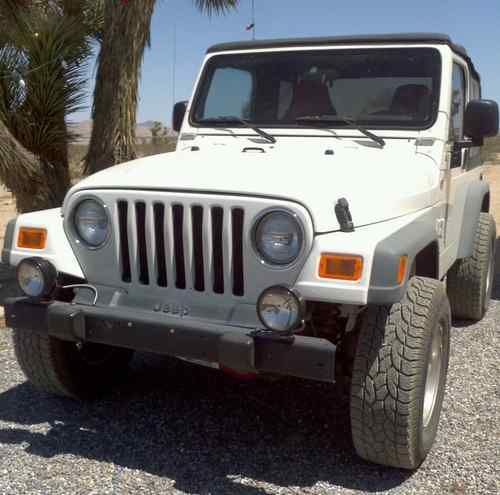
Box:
(3, 33), (499, 470)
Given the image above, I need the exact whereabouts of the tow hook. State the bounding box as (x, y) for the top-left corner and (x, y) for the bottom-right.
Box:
(248, 329), (296, 344)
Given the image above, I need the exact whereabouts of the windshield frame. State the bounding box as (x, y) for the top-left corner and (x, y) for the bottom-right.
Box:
(189, 47), (442, 132)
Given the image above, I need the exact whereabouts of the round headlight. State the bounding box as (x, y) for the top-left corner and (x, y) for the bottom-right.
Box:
(254, 210), (303, 265)
(257, 286), (304, 333)
(17, 257), (57, 298)
(74, 199), (109, 247)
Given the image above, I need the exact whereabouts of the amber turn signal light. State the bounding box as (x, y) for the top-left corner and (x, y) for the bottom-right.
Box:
(397, 255), (408, 285)
(17, 227), (47, 250)
(319, 253), (363, 281)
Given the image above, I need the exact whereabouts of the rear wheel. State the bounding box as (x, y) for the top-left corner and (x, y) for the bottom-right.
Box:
(447, 212), (496, 320)
(350, 277), (450, 469)
(13, 330), (133, 399)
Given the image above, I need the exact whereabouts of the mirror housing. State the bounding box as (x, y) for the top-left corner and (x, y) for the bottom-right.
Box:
(172, 100), (188, 133)
(464, 99), (499, 145)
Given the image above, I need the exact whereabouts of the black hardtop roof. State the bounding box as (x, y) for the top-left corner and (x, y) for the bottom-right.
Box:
(206, 33), (480, 80)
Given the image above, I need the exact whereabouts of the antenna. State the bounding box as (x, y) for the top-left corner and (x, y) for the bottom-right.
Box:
(251, 0), (255, 40)
(245, 0), (256, 39)
(172, 22), (177, 107)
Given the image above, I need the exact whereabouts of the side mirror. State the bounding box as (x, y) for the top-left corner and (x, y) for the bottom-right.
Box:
(464, 99), (499, 144)
(172, 100), (188, 133)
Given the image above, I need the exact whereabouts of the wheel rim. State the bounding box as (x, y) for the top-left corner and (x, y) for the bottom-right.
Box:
(485, 242), (495, 301)
(423, 323), (443, 427)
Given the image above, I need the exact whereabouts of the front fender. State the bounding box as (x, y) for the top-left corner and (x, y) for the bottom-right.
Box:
(294, 206), (442, 306)
(3, 208), (84, 279)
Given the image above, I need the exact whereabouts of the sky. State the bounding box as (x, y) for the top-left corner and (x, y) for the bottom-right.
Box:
(73, 0), (500, 124)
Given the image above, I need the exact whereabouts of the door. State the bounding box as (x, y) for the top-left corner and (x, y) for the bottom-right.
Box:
(444, 61), (482, 263)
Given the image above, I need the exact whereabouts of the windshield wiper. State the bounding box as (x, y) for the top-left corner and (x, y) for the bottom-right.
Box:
(199, 116), (276, 144)
(296, 114), (385, 148)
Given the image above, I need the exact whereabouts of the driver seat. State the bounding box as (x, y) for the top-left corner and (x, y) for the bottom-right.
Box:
(390, 84), (431, 118)
(285, 79), (336, 120)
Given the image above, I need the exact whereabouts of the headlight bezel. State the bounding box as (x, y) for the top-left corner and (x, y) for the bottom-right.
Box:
(252, 208), (305, 268)
(72, 197), (110, 249)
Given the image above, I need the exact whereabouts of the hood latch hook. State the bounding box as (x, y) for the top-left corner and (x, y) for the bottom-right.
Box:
(335, 198), (355, 233)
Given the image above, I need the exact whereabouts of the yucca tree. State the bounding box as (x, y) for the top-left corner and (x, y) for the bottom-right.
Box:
(0, 0), (101, 211)
(84, 0), (239, 174)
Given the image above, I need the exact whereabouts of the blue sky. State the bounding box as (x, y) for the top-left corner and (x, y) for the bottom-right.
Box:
(74, 0), (500, 124)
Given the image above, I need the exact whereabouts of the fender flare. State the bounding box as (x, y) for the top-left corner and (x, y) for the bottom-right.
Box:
(456, 180), (489, 259)
(367, 209), (439, 304)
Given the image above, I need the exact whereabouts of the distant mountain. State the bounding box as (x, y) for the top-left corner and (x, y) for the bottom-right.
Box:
(137, 120), (165, 128)
(68, 120), (172, 145)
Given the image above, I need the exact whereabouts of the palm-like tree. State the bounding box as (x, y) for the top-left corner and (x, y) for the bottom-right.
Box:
(0, 0), (102, 211)
(84, 0), (239, 174)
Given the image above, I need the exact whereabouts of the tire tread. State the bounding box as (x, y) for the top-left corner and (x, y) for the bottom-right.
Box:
(350, 277), (450, 469)
(447, 212), (496, 320)
(13, 331), (75, 398)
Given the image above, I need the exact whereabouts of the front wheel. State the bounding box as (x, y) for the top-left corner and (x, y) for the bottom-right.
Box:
(13, 330), (134, 399)
(350, 277), (451, 469)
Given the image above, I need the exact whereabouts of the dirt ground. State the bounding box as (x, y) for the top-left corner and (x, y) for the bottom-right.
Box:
(484, 164), (500, 221)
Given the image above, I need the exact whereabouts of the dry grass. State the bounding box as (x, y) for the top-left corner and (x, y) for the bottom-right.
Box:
(482, 136), (500, 163)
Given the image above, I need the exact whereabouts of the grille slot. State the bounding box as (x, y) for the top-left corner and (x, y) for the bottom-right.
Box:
(117, 201), (131, 283)
(192, 206), (205, 292)
(232, 208), (245, 296)
(135, 202), (149, 285)
(172, 204), (186, 289)
(153, 203), (167, 287)
(212, 206), (224, 294)
(115, 200), (244, 296)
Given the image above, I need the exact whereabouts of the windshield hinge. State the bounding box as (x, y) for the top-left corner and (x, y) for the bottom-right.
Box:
(335, 198), (355, 232)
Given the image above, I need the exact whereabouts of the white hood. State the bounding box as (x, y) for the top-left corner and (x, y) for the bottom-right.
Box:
(67, 142), (440, 232)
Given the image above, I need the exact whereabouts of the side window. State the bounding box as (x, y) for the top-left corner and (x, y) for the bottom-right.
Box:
(450, 64), (466, 140)
(471, 77), (481, 100)
(468, 77), (483, 168)
(202, 68), (253, 119)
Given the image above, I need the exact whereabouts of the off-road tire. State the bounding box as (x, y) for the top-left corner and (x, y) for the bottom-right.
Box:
(447, 212), (496, 321)
(350, 277), (451, 469)
(13, 330), (134, 399)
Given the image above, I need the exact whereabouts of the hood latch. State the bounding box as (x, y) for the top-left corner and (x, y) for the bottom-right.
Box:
(335, 198), (354, 233)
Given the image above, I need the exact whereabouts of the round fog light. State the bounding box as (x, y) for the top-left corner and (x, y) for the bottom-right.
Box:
(257, 286), (304, 333)
(17, 257), (57, 299)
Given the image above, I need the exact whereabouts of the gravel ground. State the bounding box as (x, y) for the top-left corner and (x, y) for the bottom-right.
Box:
(0, 274), (498, 494)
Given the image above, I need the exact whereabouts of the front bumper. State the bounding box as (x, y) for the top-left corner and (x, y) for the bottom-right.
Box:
(4, 297), (336, 383)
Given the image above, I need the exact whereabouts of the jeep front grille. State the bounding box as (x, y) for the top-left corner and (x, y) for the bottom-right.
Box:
(116, 200), (245, 296)
(65, 190), (313, 311)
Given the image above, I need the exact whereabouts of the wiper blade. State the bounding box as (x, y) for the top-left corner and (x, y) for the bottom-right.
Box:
(296, 114), (385, 148)
(199, 116), (276, 144)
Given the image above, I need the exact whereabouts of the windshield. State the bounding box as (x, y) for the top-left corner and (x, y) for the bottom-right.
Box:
(192, 48), (441, 129)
